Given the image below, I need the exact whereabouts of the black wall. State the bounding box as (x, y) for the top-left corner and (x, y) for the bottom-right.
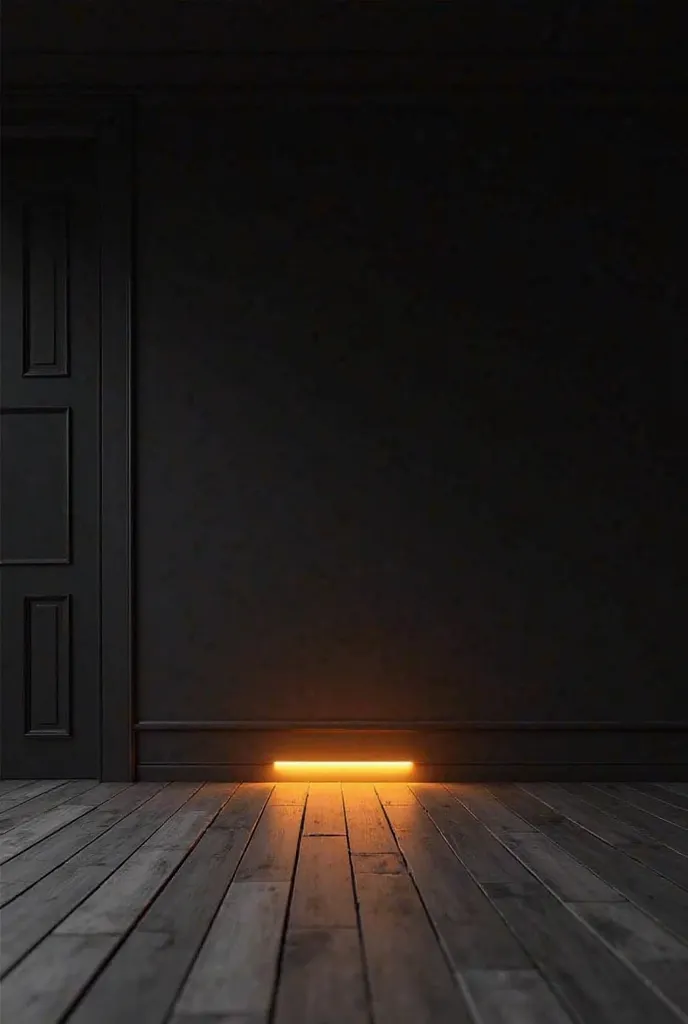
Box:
(3, 1), (687, 777)
(135, 99), (687, 730)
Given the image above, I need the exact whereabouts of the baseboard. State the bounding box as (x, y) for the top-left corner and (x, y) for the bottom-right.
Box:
(134, 721), (688, 782)
(136, 763), (688, 783)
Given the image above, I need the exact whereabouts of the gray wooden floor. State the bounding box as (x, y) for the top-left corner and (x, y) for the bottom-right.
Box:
(1, 780), (688, 1023)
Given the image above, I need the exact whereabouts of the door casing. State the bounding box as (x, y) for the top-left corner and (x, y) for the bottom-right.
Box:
(1, 92), (134, 781)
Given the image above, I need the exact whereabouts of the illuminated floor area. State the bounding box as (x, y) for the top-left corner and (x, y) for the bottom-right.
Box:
(1, 780), (688, 1023)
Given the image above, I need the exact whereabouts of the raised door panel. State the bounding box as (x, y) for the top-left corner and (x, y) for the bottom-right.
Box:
(1, 139), (101, 777)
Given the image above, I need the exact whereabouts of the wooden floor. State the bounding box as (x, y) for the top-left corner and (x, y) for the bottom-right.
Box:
(1, 781), (688, 1024)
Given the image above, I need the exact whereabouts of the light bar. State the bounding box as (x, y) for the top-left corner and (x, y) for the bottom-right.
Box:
(273, 761), (413, 771)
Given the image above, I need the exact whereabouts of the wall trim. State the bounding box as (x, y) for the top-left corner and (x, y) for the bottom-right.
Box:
(137, 763), (688, 784)
(135, 723), (688, 782)
(135, 720), (688, 732)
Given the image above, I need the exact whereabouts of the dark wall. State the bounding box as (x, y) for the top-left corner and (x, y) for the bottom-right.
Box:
(135, 98), (687, 728)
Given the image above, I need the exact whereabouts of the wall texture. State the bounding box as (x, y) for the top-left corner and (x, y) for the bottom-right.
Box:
(133, 98), (687, 773)
(2, 1), (687, 777)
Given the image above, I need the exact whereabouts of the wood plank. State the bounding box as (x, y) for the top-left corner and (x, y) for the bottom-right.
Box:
(302, 782), (345, 836)
(0, 780), (34, 797)
(350, 852), (406, 875)
(410, 783), (477, 826)
(0, 783), (199, 976)
(139, 782), (240, 851)
(0, 934), (117, 1024)
(390, 816), (532, 970)
(0, 797), (110, 865)
(490, 786), (688, 944)
(273, 928), (369, 1024)
(383, 801), (436, 836)
(500, 832), (625, 902)
(233, 803), (305, 884)
(374, 783), (416, 806)
(342, 782), (397, 855)
(352, 866), (475, 1024)
(272, 797), (367, 1024)
(579, 784), (688, 855)
(638, 784), (688, 813)
(480, 889), (684, 1024)
(617, 784), (688, 827)
(71, 783), (200, 868)
(287, 836), (357, 929)
(55, 784), (238, 936)
(269, 782), (309, 806)
(446, 783), (537, 834)
(657, 784), (688, 796)
(462, 968), (576, 1024)
(0, 783), (161, 905)
(427, 784), (688, 1022)
(567, 785), (688, 885)
(65, 784), (272, 1024)
(499, 782), (688, 896)
(623, 842), (688, 892)
(566, 901), (688, 1016)
(520, 783), (646, 846)
(0, 779), (99, 835)
(485, 784), (569, 828)
(0, 780), (68, 815)
(211, 783), (274, 831)
(413, 786), (532, 886)
(174, 880), (290, 1017)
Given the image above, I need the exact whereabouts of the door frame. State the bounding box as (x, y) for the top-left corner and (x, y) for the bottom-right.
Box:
(2, 91), (135, 780)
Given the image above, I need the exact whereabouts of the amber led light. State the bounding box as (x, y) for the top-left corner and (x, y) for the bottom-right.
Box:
(273, 761), (413, 771)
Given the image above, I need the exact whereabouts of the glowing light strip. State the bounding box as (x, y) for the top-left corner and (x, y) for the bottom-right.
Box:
(273, 761), (413, 771)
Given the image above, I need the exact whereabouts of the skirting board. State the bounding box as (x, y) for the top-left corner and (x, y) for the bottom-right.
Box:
(135, 722), (688, 782)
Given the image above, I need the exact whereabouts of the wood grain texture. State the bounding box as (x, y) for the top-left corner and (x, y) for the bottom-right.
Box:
(356, 868), (475, 1023)
(342, 782), (398, 855)
(391, 822), (532, 970)
(65, 784), (272, 1024)
(482, 890), (684, 1024)
(273, 928), (369, 1024)
(302, 782), (345, 836)
(0, 783), (162, 905)
(462, 968), (576, 1024)
(575, 783), (688, 857)
(3, 781), (688, 1024)
(488, 783), (688, 942)
(566, 900), (688, 1016)
(0, 780), (33, 797)
(174, 880), (291, 1018)
(638, 784), (688, 813)
(287, 835), (357, 929)
(0, 783), (198, 975)
(0, 781), (68, 814)
(607, 783), (688, 828)
(447, 783), (537, 834)
(0, 780), (100, 834)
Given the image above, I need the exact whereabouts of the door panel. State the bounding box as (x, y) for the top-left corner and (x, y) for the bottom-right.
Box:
(1, 139), (101, 777)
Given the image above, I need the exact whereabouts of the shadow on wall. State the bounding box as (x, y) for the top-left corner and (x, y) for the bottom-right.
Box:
(135, 101), (686, 725)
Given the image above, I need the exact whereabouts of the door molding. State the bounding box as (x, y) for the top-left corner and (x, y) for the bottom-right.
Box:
(2, 92), (135, 780)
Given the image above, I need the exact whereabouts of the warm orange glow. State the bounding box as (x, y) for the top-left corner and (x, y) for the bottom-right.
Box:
(274, 761), (414, 771)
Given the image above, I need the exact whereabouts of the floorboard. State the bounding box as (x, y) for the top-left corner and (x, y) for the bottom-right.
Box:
(1, 781), (687, 1024)
(273, 789), (366, 1024)
(0, 783), (162, 906)
(487, 783), (688, 942)
(0, 781), (100, 835)
(0, 780), (69, 816)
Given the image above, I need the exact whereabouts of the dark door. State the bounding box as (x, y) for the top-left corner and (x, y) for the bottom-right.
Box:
(1, 138), (101, 778)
